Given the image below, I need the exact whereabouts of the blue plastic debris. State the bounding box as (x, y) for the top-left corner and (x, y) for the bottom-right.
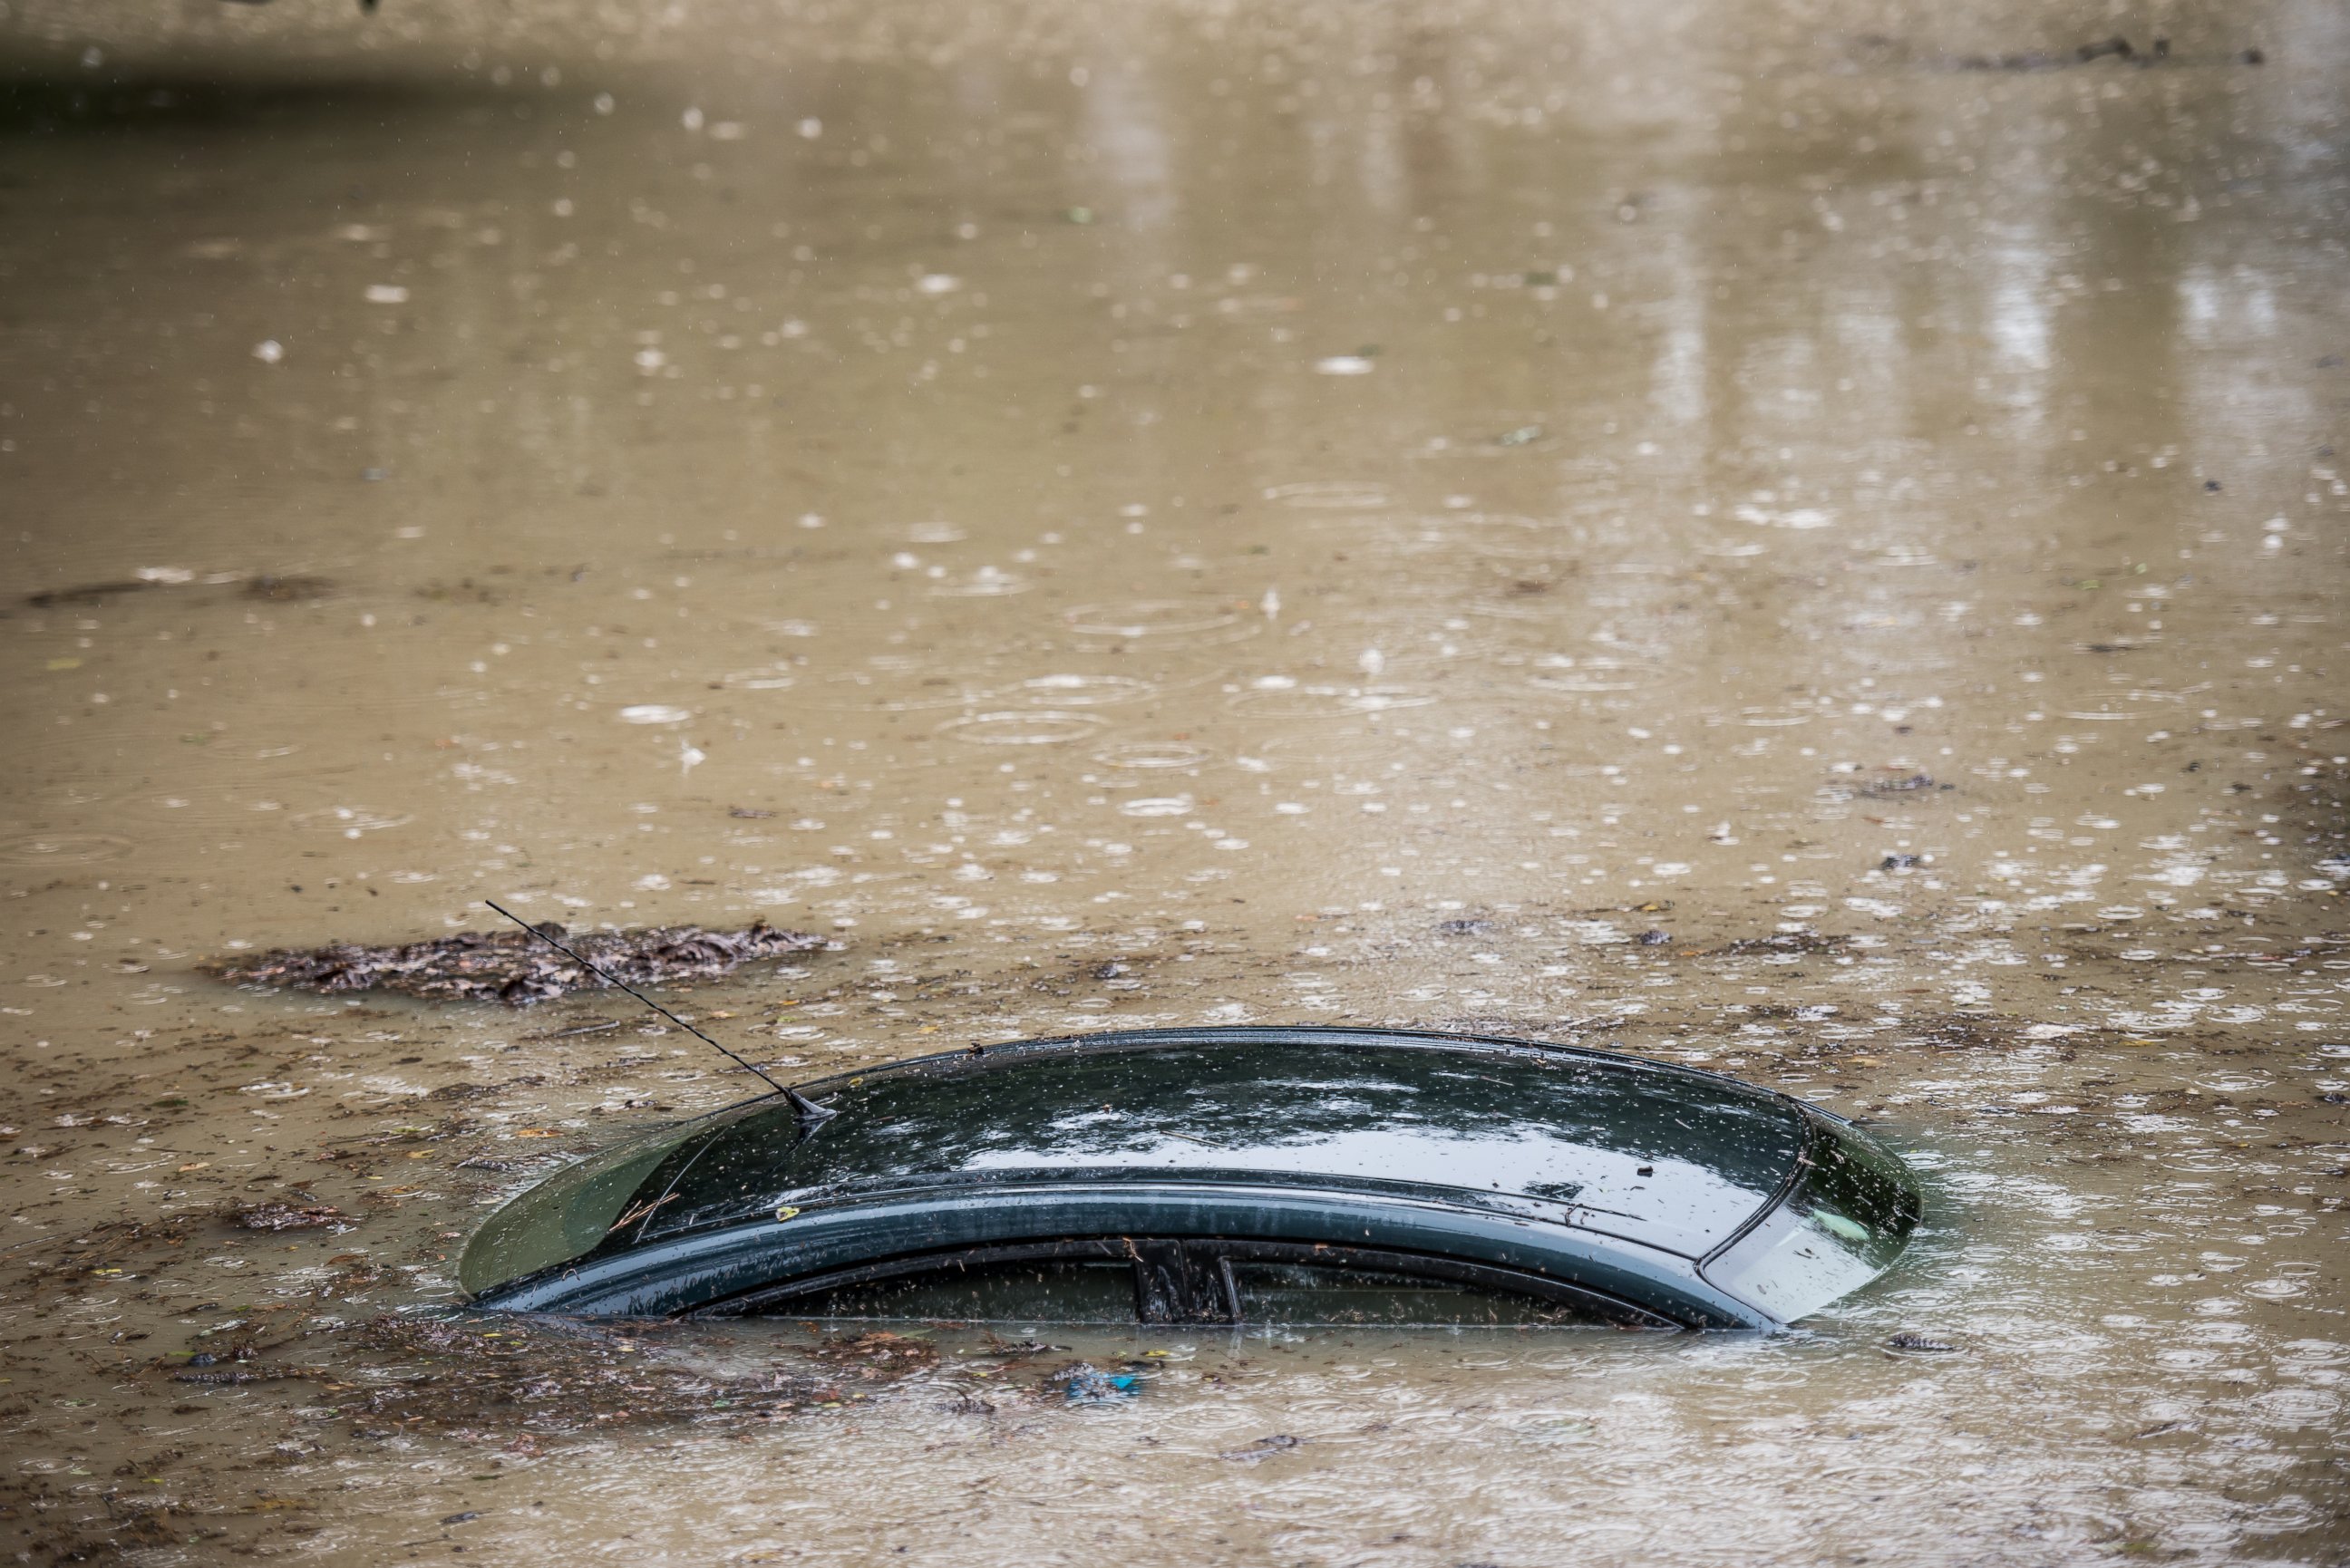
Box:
(1060, 1363), (1140, 1403)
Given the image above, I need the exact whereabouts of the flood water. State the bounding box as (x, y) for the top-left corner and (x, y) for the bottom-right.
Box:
(3, 0), (2346, 1561)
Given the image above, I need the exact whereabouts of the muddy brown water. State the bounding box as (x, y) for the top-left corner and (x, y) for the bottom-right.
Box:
(2, 0), (2345, 1561)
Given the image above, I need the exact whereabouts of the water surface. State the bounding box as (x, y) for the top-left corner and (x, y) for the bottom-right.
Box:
(1, 0), (2345, 1561)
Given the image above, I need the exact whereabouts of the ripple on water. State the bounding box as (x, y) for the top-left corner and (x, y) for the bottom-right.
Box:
(1439, 417), (1565, 455)
(1093, 740), (1212, 769)
(1263, 480), (1393, 509)
(1064, 599), (1258, 647)
(820, 673), (996, 713)
(617, 703), (694, 724)
(1465, 595), (1563, 623)
(927, 567), (1031, 597)
(1733, 503), (1835, 529)
(1527, 655), (1660, 694)
(1004, 673), (1158, 707)
(1411, 512), (1573, 561)
(289, 807), (413, 837)
(716, 667), (798, 692)
(1810, 1461), (1945, 1495)
(1229, 682), (1439, 716)
(937, 710), (1107, 746)
(23, 783), (118, 811)
(2243, 1279), (2307, 1302)
(0, 832), (133, 866)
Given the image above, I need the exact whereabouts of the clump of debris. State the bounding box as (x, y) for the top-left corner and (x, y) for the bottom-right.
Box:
(208, 921), (823, 1005)
(1705, 929), (1852, 958)
(235, 1201), (350, 1232)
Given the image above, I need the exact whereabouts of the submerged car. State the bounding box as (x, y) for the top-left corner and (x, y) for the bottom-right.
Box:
(461, 1026), (1922, 1330)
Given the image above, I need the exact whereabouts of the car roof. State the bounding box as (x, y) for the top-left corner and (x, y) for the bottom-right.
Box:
(633, 1026), (1807, 1257)
(465, 1027), (1898, 1326)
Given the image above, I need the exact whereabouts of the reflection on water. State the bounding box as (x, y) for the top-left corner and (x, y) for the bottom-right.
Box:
(1, 0), (2345, 1561)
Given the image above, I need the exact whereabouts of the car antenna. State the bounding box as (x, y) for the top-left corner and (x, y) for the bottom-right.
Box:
(484, 899), (836, 1124)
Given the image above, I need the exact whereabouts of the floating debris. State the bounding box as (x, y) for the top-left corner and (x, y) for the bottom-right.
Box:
(803, 1331), (941, 1376)
(1860, 773), (1946, 797)
(1057, 1362), (1140, 1403)
(1883, 1331), (1964, 1354)
(1708, 930), (1850, 958)
(241, 574), (335, 602)
(23, 571), (331, 608)
(528, 1018), (625, 1040)
(235, 1202), (348, 1232)
(1219, 1434), (1306, 1462)
(971, 1337), (1057, 1358)
(209, 920), (824, 1005)
(24, 578), (158, 607)
(1857, 32), (2261, 72)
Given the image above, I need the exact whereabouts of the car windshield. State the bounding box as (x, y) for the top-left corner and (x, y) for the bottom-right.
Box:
(713, 1240), (1663, 1329)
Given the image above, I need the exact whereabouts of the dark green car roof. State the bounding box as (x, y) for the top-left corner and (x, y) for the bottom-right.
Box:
(462, 1027), (1920, 1328)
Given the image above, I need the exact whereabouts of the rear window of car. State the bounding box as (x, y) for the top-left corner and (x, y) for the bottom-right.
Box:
(767, 1254), (1637, 1328)
(1697, 1127), (1923, 1321)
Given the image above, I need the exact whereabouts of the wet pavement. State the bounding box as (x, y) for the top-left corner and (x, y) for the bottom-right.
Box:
(1, 0), (2345, 1561)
